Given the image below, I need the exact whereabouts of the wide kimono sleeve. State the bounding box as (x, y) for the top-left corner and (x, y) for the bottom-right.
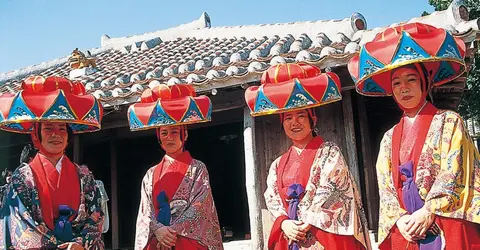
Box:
(169, 161), (223, 250)
(375, 130), (408, 244)
(423, 111), (480, 222)
(264, 157), (288, 219)
(134, 167), (164, 250)
(298, 143), (370, 248)
(0, 166), (54, 249)
(72, 166), (105, 250)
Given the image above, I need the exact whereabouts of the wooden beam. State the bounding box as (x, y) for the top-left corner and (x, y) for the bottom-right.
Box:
(243, 106), (264, 250)
(341, 90), (361, 187)
(109, 134), (119, 249)
(73, 135), (81, 164)
(356, 95), (380, 232)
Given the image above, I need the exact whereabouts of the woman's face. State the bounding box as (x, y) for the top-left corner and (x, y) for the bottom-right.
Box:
(158, 126), (185, 155)
(39, 122), (68, 155)
(282, 110), (313, 141)
(391, 67), (424, 110)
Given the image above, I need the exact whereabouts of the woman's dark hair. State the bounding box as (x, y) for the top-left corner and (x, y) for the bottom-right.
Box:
(20, 144), (37, 164)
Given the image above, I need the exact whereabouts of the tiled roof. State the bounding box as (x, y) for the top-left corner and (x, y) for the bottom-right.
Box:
(1, 1), (479, 107)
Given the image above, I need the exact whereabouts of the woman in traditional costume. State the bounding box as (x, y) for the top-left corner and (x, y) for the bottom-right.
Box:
(130, 84), (223, 250)
(0, 76), (105, 249)
(348, 22), (480, 249)
(244, 63), (371, 250)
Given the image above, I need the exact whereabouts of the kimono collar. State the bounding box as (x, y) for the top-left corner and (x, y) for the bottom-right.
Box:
(277, 136), (324, 209)
(391, 102), (438, 208)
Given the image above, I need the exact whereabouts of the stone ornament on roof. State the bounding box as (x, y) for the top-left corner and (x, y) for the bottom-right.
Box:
(69, 48), (97, 70)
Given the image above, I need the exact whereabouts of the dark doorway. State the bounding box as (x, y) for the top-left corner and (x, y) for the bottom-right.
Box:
(188, 122), (250, 241)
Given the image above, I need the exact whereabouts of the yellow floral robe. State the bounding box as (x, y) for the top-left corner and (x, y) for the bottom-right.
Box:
(376, 109), (480, 244)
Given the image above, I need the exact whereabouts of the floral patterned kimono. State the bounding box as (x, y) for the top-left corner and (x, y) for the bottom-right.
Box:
(134, 151), (223, 250)
(0, 153), (104, 249)
(377, 104), (480, 249)
(265, 136), (371, 250)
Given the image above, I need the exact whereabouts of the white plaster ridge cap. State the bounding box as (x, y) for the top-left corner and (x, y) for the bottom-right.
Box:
(179, 12), (367, 41)
(101, 12), (211, 48)
(102, 12), (367, 49)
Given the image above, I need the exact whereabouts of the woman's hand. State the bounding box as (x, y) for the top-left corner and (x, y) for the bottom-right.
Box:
(154, 226), (177, 248)
(281, 220), (308, 242)
(405, 207), (436, 238)
(396, 215), (426, 242)
(58, 242), (85, 250)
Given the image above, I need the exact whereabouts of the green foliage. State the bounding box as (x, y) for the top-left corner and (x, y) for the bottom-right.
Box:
(428, 0), (479, 18)
(459, 54), (480, 120)
(427, 0), (480, 119)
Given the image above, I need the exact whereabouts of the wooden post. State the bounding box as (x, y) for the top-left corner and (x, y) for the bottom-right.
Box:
(110, 136), (119, 249)
(341, 90), (361, 186)
(356, 95), (380, 231)
(73, 135), (81, 164)
(243, 106), (264, 250)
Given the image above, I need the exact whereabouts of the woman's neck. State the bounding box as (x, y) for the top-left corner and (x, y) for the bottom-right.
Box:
(405, 101), (428, 118)
(292, 135), (314, 149)
(40, 152), (63, 166)
(166, 150), (183, 159)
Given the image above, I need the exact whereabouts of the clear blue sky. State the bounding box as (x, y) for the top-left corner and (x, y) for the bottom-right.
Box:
(0, 0), (434, 74)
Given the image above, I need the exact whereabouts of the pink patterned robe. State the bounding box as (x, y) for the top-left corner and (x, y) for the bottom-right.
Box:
(134, 156), (223, 250)
(264, 141), (371, 249)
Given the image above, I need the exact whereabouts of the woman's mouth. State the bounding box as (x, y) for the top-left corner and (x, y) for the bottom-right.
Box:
(401, 96), (413, 101)
(49, 141), (62, 145)
(291, 128), (302, 133)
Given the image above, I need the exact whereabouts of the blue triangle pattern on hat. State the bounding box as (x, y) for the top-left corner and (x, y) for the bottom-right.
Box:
(358, 48), (385, 79)
(181, 97), (206, 123)
(69, 123), (89, 132)
(432, 61), (456, 83)
(81, 101), (101, 124)
(254, 87), (278, 113)
(285, 79), (317, 109)
(7, 94), (37, 121)
(362, 78), (386, 93)
(148, 103), (176, 126)
(128, 107), (144, 130)
(436, 32), (462, 60)
(322, 77), (341, 102)
(392, 31), (431, 64)
(3, 123), (25, 131)
(206, 102), (212, 120)
(43, 92), (76, 120)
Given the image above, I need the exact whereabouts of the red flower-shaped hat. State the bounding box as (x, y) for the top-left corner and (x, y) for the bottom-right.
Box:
(127, 84), (212, 131)
(245, 63), (342, 116)
(0, 76), (103, 133)
(348, 22), (466, 96)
